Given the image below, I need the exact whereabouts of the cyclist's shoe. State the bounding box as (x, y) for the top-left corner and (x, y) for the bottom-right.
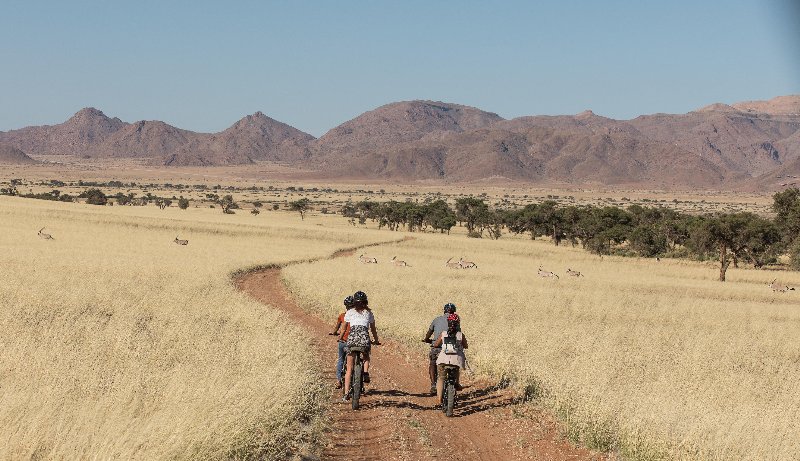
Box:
(342, 390), (351, 402)
(455, 383), (464, 391)
(335, 380), (343, 389)
(363, 372), (371, 384)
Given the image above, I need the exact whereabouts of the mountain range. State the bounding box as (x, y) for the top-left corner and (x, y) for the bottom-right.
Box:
(1, 95), (799, 189)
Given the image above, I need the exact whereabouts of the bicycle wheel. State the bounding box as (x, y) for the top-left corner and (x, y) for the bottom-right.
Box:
(445, 383), (455, 417)
(352, 360), (363, 410)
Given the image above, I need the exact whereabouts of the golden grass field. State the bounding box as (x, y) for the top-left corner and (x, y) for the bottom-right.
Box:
(0, 196), (389, 459)
(2, 170), (799, 460)
(283, 229), (800, 460)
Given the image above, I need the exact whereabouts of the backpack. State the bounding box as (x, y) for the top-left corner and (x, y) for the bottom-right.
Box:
(442, 332), (459, 355)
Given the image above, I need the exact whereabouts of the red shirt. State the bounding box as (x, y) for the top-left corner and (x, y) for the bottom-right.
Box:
(337, 312), (351, 341)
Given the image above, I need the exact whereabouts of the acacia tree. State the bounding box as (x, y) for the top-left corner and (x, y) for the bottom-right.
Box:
(773, 188), (800, 268)
(289, 198), (311, 220)
(687, 213), (779, 281)
(455, 197), (489, 234)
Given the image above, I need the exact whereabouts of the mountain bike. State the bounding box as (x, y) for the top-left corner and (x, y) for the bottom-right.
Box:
(440, 364), (459, 417)
(346, 343), (379, 410)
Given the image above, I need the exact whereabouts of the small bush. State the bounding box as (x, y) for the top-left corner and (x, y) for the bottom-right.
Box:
(82, 189), (107, 206)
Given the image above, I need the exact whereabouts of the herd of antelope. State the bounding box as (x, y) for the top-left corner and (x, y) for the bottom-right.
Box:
(446, 257), (477, 269)
(31, 226), (799, 292)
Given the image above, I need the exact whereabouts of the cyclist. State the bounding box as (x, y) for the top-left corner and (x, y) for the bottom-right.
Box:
(432, 313), (468, 404)
(422, 302), (457, 394)
(329, 295), (355, 389)
(340, 290), (380, 401)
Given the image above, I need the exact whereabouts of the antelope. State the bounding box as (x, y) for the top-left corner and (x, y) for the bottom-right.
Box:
(445, 257), (461, 269)
(174, 236), (188, 245)
(37, 227), (54, 240)
(359, 254), (378, 264)
(566, 268), (584, 277)
(459, 257), (477, 269)
(768, 279), (795, 293)
(537, 266), (559, 279)
(391, 256), (410, 267)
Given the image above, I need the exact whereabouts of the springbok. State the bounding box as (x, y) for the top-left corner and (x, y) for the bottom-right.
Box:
(537, 266), (559, 279)
(359, 254), (378, 264)
(174, 236), (188, 245)
(38, 227), (54, 240)
(445, 257), (461, 269)
(566, 268), (584, 277)
(459, 257), (478, 269)
(391, 256), (410, 267)
(768, 279), (795, 292)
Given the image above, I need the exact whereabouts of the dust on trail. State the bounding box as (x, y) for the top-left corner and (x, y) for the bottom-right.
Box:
(235, 246), (607, 461)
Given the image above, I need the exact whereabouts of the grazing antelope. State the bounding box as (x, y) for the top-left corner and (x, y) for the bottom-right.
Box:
(391, 256), (410, 267)
(566, 268), (584, 277)
(359, 254), (378, 264)
(38, 227), (54, 240)
(458, 257), (478, 269)
(445, 257), (461, 269)
(768, 279), (795, 292)
(537, 266), (559, 279)
(174, 236), (188, 245)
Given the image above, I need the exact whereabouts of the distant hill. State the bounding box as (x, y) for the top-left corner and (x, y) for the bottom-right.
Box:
(161, 112), (315, 166)
(0, 108), (314, 166)
(1, 96), (799, 190)
(313, 100), (503, 154)
(0, 144), (37, 164)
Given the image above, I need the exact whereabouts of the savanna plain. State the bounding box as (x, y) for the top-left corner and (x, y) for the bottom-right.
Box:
(1, 177), (799, 460)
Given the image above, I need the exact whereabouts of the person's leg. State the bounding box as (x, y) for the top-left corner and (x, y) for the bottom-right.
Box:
(343, 354), (354, 399)
(336, 342), (346, 385)
(455, 368), (462, 391)
(428, 348), (438, 388)
(362, 349), (371, 382)
(436, 364), (445, 403)
(363, 351), (371, 373)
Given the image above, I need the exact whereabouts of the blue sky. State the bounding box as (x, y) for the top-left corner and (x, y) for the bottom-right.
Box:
(1, 1), (798, 136)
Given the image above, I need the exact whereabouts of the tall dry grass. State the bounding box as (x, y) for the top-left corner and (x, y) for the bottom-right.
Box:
(283, 231), (800, 460)
(0, 196), (386, 459)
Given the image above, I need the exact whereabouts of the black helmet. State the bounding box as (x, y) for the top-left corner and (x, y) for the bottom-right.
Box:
(353, 291), (368, 306)
(344, 295), (355, 309)
(443, 302), (457, 314)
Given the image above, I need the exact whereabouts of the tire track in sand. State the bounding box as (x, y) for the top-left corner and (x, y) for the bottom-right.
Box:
(235, 241), (608, 461)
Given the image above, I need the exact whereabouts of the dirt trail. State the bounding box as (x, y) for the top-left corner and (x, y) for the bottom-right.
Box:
(235, 247), (607, 461)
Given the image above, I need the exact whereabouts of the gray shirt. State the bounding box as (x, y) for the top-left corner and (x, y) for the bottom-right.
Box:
(428, 315), (448, 347)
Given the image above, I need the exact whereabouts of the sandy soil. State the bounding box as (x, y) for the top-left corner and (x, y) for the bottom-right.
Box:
(235, 249), (608, 461)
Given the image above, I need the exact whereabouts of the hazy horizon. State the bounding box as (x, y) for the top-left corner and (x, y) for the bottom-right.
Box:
(2, 1), (799, 136)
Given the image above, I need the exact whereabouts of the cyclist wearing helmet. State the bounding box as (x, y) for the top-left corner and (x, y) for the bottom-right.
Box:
(432, 313), (468, 403)
(329, 295), (355, 389)
(422, 302), (457, 394)
(340, 290), (380, 400)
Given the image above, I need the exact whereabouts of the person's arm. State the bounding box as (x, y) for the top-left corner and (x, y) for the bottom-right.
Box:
(422, 327), (434, 343)
(370, 321), (380, 344)
(330, 317), (342, 336)
(432, 332), (443, 348)
(461, 334), (468, 349)
(339, 322), (349, 342)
